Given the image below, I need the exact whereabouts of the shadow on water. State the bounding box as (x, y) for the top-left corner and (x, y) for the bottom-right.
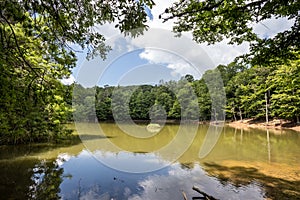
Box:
(0, 156), (63, 200)
(0, 133), (115, 160)
(203, 162), (300, 199)
(78, 134), (115, 141)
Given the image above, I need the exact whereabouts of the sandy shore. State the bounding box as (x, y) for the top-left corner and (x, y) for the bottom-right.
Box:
(227, 118), (300, 132)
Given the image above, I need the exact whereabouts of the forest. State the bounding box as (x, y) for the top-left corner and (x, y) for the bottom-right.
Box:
(72, 57), (300, 124)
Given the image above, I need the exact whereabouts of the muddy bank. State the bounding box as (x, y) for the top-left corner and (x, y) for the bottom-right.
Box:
(227, 119), (300, 132)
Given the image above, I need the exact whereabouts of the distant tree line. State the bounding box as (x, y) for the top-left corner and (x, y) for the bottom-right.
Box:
(72, 75), (207, 122)
(72, 55), (300, 124)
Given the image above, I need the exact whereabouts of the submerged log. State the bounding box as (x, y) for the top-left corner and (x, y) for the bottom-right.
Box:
(192, 186), (219, 200)
(182, 191), (188, 200)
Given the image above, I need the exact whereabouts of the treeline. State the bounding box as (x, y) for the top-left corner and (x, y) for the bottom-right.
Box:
(73, 56), (300, 123)
(224, 57), (300, 123)
(72, 75), (206, 122)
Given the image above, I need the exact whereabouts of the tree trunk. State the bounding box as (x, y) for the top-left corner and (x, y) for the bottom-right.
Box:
(238, 107), (243, 121)
(265, 93), (269, 125)
(232, 107), (236, 121)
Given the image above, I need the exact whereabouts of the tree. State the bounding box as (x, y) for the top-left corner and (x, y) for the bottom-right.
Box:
(267, 57), (300, 123)
(95, 86), (113, 121)
(169, 99), (181, 119)
(161, 0), (300, 65)
(0, 0), (154, 143)
(193, 79), (212, 120)
(153, 85), (175, 116)
(0, 19), (74, 143)
(129, 85), (155, 119)
(225, 65), (275, 120)
(1, 0), (155, 59)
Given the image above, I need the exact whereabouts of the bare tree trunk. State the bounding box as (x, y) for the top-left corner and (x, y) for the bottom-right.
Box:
(232, 107), (236, 121)
(181, 191), (188, 200)
(238, 107), (243, 121)
(267, 129), (271, 163)
(265, 93), (269, 125)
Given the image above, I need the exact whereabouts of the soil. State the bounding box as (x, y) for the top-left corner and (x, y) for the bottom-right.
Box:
(227, 118), (300, 133)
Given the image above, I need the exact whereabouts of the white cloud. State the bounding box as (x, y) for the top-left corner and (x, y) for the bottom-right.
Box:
(74, 2), (295, 87)
(61, 74), (75, 85)
(139, 48), (201, 78)
(88, 2), (294, 68)
(85, 1), (250, 70)
(128, 164), (265, 200)
(95, 23), (120, 39)
(201, 40), (250, 65)
(130, 28), (215, 74)
(146, 1), (175, 30)
(253, 17), (295, 39)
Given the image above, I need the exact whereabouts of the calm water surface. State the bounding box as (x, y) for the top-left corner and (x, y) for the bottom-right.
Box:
(0, 123), (299, 199)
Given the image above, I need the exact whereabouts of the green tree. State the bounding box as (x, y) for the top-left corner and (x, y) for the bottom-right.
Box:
(202, 69), (226, 121)
(153, 85), (175, 116)
(0, 19), (74, 143)
(161, 0), (300, 65)
(95, 86), (113, 121)
(192, 79), (211, 120)
(129, 85), (155, 119)
(267, 58), (300, 123)
(225, 65), (275, 120)
(169, 99), (181, 119)
(0, 0), (154, 143)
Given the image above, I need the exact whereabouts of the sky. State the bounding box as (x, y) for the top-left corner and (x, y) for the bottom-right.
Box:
(62, 1), (295, 87)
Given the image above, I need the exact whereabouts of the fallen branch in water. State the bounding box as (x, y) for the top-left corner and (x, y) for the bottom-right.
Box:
(192, 186), (219, 200)
(182, 190), (188, 200)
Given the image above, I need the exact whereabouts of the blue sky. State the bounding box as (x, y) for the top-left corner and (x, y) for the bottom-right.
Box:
(62, 1), (295, 87)
(72, 28), (209, 87)
(75, 48), (181, 87)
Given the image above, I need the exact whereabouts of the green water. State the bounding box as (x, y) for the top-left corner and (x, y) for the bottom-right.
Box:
(0, 123), (299, 199)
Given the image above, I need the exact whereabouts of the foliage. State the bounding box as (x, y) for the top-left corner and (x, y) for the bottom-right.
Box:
(28, 159), (64, 199)
(267, 58), (300, 122)
(73, 76), (203, 121)
(0, 0), (154, 143)
(225, 53), (300, 122)
(0, 18), (73, 143)
(161, 0), (300, 65)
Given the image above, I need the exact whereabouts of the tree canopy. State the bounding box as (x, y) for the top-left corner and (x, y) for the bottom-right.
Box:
(161, 0), (300, 65)
(0, 0), (154, 143)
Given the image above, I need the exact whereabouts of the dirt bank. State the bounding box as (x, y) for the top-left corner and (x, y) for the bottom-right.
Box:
(227, 118), (300, 132)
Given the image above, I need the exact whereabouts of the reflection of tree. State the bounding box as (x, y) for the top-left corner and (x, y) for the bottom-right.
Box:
(266, 129), (271, 163)
(204, 162), (300, 199)
(28, 159), (64, 199)
(180, 162), (195, 170)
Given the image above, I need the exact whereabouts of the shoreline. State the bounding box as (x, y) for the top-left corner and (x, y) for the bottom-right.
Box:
(227, 118), (300, 133)
(72, 118), (300, 133)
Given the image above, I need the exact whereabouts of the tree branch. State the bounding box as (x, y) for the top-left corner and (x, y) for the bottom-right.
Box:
(0, 12), (40, 77)
(192, 186), (219, 200)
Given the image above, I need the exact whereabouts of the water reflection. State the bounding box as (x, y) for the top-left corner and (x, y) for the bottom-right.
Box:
(128, 164), (265, 200)
(58, 150), (265, 200)
(0, 124), (299, 199)
(29, 158), (64, 199)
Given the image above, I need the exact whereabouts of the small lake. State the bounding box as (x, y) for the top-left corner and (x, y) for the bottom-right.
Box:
(1, 123), (299, 199)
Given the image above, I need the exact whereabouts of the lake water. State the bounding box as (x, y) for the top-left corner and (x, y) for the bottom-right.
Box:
(0, 123), (299, 199)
